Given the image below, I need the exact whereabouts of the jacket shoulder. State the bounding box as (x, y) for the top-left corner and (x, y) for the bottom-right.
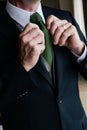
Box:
(42, 5), (71, 20)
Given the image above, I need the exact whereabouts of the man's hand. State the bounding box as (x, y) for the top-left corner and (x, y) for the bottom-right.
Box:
(46, 15), (85, 55)
(19, 23), (45, 71)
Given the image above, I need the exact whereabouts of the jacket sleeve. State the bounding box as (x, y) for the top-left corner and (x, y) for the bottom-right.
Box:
(68, 12), (87, 80)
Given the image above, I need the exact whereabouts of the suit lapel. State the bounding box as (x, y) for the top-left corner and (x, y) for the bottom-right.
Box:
(34, 57), (53, 87)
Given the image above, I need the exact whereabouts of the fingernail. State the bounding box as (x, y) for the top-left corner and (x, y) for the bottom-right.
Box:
(54, 42), (57, 45)
(59, 44), (62, 47)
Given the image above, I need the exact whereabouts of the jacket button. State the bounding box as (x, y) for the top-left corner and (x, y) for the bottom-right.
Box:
(59, 100), (63, 104)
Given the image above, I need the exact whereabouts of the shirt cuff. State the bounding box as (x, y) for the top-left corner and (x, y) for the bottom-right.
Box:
(72, 45), (87, 63)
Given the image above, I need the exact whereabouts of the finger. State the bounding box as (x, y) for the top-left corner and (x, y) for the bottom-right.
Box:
(19, 23), (39, 37)
(53, 22), (72, 45)
(29, 33), (45, 47)
(20, 28), (44, 47)
(20, 31), (45, 60)
(59, 20), (68, 26)
(21, 28), (44, 44)
(59, 24), (75, 46)
(62, 22), (72, 32)
(24, 38), (45, 57)
(50, 20), (58, 35)
(27, 28), (44, 42)
(36, 43), (45, 54)
(46, 15), (68, 30)
(50, 20), (68, 35)
(46, 15), (58, 29)
(53, 26), (64, 45)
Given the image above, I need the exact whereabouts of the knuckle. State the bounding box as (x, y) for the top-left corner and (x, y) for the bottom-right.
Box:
(70, 24), (77, 32)
(63, 20), (68, 23)
(29, 41), (33, 48)
(53, 20), (57, 25)
(57, 26), (62, 32)
(34, 24), (39, 28)
(31, 46), (38, 55)
(49, 15), (54, 18)
(70, 24), (75, 29)
(36, 28), (42, 34)
(32, 45), (36, 51)
(72, 25), (76, 30)
(52, 15), (57, 19)
(40, 31), (44, 37)
(21, 36), (27, 44)
(62, 32), (67, 37)
(48, 15), (56, 21)
(35, 28), (39, 33)
(33, 46), (40, 55)
(69, 23), (72, 26)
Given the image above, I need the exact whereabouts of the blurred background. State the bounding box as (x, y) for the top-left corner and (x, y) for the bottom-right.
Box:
(42, 0), (87, 115)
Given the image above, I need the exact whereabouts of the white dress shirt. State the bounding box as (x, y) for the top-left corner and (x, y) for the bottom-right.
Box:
(6, 1), (87, 63)
(6, 1), (45, 28)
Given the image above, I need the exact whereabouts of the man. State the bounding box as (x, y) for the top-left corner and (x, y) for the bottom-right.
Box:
(0, 0), (87, 130)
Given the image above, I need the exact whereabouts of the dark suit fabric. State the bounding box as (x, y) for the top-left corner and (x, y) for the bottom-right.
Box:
(0, 2), (87, 130)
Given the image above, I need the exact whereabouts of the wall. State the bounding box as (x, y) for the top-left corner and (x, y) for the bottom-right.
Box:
(42, 0), (59, 9)
(59, 0), (73, 14)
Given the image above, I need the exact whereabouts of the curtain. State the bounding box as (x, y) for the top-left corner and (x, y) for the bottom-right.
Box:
(73, 0), (86, 37)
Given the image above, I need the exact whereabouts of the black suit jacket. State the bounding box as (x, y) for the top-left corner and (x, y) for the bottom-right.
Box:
(0, 2), (87, 130)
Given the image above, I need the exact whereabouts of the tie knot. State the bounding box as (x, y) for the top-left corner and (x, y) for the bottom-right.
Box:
(30, 12), (43, 24)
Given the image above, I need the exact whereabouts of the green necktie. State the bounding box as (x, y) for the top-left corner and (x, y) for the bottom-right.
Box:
(30, 12), (53, 66)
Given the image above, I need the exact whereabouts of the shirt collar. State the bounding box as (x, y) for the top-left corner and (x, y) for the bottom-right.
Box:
(6, 1), (45, 28)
